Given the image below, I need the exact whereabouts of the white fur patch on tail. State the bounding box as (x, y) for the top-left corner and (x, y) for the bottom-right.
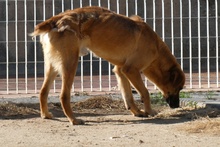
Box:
(39, 28), (58, 44)
(40, 33), (50, 45)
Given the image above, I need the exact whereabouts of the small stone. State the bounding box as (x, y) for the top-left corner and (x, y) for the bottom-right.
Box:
(139, 140), (144, 144)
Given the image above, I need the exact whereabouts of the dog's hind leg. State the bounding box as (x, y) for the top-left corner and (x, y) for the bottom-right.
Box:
(113, 66), (146, 117)
(40, 64), (58, 119)
(59, 54), (84, 125)
(120, 65), (157, 116)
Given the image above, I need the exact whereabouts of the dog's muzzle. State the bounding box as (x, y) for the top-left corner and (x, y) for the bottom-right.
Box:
(165, 94), (180, 108)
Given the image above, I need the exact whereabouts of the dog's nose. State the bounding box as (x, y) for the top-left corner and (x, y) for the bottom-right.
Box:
(166, 95), (179, 108)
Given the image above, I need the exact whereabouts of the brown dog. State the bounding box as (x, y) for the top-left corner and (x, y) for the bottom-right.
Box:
(31, 6), (185, 125)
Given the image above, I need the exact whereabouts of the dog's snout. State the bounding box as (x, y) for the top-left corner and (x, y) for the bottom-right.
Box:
(166, 95), (179, 108)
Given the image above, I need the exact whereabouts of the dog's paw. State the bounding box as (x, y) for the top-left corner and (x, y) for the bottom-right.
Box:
(133, 109), (148, 117)
(41, 112), (53, 119)
(147, 109), (158, 116)
(70, 119), (85, 125)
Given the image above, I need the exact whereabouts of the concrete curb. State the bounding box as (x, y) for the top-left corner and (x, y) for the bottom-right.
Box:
(205, 102), (220, 109)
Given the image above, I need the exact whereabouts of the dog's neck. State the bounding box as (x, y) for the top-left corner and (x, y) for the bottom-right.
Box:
(144, 42), (180, 88)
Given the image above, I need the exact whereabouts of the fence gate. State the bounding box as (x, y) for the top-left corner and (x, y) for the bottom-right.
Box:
(0, 0), (219, 95)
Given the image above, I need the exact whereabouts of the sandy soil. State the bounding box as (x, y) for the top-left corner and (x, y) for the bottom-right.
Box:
(0, 96), (220, 147)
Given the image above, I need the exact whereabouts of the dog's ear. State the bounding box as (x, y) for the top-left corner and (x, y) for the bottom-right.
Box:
(169, 67), (184, 86)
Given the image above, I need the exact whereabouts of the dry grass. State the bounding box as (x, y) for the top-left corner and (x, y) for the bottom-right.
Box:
(156, 107), (220, 119)
(161, 107), (220, 136)
(179, 117), (220, 135)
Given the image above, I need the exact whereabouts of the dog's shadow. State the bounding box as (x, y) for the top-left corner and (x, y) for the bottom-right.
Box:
(81, 107), (220, 125)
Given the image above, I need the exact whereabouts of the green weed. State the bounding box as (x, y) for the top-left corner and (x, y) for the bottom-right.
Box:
(186, 101), (198, 109)
(205, 91), (215, 100)
(150, 92), (166, 105)
(179, 92), (191, 98)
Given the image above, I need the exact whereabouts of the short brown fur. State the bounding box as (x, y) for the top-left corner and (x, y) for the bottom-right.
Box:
(31, 6), (185, 125)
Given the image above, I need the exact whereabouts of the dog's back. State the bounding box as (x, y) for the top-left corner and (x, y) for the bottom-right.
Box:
(31, 6), (112, 36)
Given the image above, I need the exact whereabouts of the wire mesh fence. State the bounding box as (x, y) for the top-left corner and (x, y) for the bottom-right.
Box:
(0, 0), (219, 95)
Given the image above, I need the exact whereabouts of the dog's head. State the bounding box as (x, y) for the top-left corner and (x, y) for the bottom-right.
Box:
(161, 66), (185, 108)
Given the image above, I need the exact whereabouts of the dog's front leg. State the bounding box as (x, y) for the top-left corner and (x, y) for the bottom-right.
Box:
(113, 66), (146, 117)
(40, 64), (58, 119)
(120, 65), (157, 116)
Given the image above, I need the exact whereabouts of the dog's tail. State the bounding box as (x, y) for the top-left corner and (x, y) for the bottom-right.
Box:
(30, 15), (63, 36)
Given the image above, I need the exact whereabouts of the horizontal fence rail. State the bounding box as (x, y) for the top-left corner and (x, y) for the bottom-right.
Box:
(0, 0), (219, 95)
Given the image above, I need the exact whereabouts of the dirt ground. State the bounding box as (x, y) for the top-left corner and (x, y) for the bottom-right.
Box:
(0, 96), (220, 147)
